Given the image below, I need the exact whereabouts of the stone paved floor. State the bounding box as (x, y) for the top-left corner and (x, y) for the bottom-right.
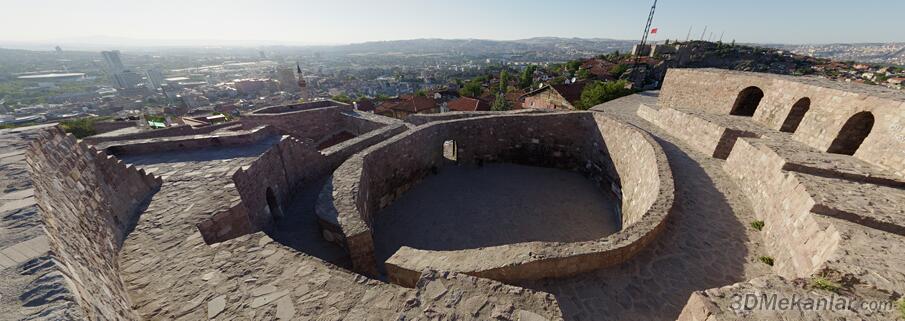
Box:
(516, 93), (772, 321)
(373, 163), (620, 269)
(117, 144), (419, 320)
(118, 143), (563, 320)
(0, 124), (74, 321)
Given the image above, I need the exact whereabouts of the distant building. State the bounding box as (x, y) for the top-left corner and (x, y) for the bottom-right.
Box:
(521, 82), (587, 110)
(145, 69), (165, 90)
(234, 78), (278, 96)
(447, 97), (490, 112)
(112, 71), (142, 90)
(16, 73), (85, 82)
(375, 95), (439, 119)
(297, 64), (310, 100)
(101, 50), (125, 74)
(276, 67), (300, 93)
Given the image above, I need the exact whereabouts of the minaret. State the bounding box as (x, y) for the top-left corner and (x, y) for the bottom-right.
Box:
(297, 63), (309, 101)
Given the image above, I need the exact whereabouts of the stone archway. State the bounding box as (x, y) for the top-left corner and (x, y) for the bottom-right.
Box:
(827, 111), (874, 155)
(730, 86), (764, 117)
(780, 97), (811, 133)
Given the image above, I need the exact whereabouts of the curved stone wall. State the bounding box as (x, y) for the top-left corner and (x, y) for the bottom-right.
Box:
(316, 112), (674, 285)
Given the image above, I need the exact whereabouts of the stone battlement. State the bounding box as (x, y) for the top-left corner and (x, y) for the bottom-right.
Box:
(25, 126), (162, 320)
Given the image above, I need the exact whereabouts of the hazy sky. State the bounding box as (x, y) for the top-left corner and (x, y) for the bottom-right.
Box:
(2, 0), (904, 45)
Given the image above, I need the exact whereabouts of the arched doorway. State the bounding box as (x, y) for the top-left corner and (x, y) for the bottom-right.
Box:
(265, 187), (284, 220)
(730, 86), (764, 117)
(780, 97), (811, 133)
(827, 112), (874, 155)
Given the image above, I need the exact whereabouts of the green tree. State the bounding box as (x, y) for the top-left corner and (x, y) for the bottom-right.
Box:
(566, 60), (582, 72)
(491, 92), (511, 111)
(577, 80), (634, 110)
(459, 81), (482, 98)
(60, 117), (110, 138)
(518, 65), (537, 89)
(609, 64), (629, 79)
(576, 68), (591, 80)
(414, 89), (427, 97)
(499, 70), (510, 90)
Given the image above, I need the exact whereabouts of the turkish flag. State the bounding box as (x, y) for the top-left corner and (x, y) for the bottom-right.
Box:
(650, 28), (658, 34)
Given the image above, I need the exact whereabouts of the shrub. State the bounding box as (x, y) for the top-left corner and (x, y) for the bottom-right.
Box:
(758, 256), (774, 266)
(577, 80), (634, 110)
(750, 220), (765, 231)
(897, 297), (905, 319)
(59, 117), (100, 139)
(811, 277), (841, 293)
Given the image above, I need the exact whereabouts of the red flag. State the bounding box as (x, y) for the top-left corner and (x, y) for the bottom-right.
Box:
(650, 28), (658, 34)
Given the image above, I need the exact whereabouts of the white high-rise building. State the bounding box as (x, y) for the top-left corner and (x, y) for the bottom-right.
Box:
(145, 69), (165, 90)
(101, 50), (125, 74)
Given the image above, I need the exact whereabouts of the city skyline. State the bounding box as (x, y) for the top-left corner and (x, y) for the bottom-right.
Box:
(2, 0), (905, 47)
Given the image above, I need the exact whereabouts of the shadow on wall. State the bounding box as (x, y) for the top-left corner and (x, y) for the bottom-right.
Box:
(526, 136), (753, 321)
(780, 97), (811, 133)
(730, 86), (764, 117)
(265, 178), (353, 268)
(827, 111), (874, 155)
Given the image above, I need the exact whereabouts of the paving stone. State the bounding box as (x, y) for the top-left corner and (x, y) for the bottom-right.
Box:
(207, 295), (226, 319)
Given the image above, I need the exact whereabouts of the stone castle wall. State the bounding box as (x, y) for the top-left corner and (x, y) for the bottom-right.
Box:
(659, 68), (905, 178)
(723, 138), (840, 278)
(103, 125), (278, 156)
(318, 112), (673, 284)
(405, 109), (544, 125)
(198, 123), (409, 245)
(25, 126), (162, 320)
(251, 100), (343, 114)
(241, 105), (352, 141)
(386, 114), (673, 286)
(93, 121), (137, 134)
(83, 121), (238, 145)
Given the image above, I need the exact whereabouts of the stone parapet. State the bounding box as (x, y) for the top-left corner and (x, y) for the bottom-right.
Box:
(101, 125), (278, 156)
(318, 112), (674, 284)
(83, 121), (238, 145)
(724, 137), (905, 294)
(638, 104), (765, 159)
(659, 68), (905, 178)
(25, 126), (162, 320)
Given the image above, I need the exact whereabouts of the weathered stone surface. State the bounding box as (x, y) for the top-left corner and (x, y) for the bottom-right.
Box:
(26, 126), (162, 320)
(659, 68), (905, 178)
(320, 112), (674, 284)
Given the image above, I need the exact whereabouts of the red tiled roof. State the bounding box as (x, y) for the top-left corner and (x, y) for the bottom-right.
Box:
(550, 81), (588, 104)
(375, 96), (438, 113)
(505, 90), (526, 109)
(447, 97), (490, 112)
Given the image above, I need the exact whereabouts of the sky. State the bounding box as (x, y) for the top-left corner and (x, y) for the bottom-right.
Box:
(1, 0), (904, 46)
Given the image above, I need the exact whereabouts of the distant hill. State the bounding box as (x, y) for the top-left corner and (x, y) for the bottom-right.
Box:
(322, 37), (637, 55)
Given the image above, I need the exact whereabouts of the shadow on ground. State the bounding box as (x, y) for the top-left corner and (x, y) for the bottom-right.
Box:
(266, 178), (352, 269)
(523, 137), (753, 321)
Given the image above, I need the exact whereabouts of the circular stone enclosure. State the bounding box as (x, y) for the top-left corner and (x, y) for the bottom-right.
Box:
(315, 112), (674, 286)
